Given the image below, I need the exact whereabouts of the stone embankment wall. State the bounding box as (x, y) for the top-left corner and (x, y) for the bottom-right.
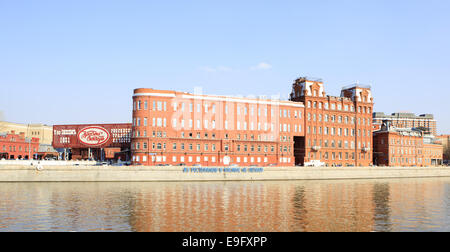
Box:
(1, 165), (450, 182)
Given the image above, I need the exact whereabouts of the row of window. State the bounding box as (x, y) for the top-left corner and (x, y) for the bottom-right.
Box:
(1, 145), (36, 153)
(134, 130), (284, 144)
(132, 155), (285, 164)
(390, 157), (438, 164)
(133, 116), (304, 134)
(307, 126), (371, 137)
(133, 142), (292, 153)
(307, 139), (371, 149)
(307, 113), (371, 126)
(389, 138), (421, 146)
(134, 100), (167, 111)
(134, 99), (302, 119)
(309, 151), (371, 161)
(390, 148), (440, 157)
(307, 101), (371, 114)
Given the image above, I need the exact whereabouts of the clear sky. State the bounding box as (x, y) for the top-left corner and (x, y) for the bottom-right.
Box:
(1, 0), (449, 134)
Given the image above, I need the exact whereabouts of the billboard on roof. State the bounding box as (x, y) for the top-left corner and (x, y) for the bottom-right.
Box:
(52, 123), (132, 149)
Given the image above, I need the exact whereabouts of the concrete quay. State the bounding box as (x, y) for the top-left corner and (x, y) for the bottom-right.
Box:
(1, 165), (450, 182)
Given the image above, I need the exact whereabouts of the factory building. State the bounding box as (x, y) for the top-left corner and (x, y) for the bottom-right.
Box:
(131, 77), (374, 167)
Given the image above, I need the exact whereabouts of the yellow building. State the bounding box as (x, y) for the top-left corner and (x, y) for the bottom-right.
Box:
(0, 121), (53, 145)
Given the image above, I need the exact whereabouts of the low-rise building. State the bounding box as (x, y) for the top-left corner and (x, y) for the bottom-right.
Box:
(0, 131), (40, 160)
(373, 121), (443, 167)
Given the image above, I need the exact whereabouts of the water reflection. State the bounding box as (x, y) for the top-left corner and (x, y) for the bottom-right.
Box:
(0, 178), (449, 232)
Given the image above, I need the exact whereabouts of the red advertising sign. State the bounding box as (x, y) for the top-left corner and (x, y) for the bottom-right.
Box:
(53, 124), (132, 149)
(77, 126), (111, 146)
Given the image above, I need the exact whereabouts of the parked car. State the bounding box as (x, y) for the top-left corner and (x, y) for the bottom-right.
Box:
(304, 160), (326, 167)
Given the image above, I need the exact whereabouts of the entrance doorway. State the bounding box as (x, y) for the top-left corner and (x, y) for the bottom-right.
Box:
(293, 136), (305, 166)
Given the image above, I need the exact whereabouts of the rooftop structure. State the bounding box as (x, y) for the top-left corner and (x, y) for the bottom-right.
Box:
(373, 112), (437, 136)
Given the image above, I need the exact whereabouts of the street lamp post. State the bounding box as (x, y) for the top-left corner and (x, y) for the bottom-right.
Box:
(27, 124), (31, 160)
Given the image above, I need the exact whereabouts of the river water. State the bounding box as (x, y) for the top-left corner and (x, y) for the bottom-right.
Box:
(0, 178), (449, 232)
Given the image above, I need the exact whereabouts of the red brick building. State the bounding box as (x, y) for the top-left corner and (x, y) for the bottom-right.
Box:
(290, 78), (374, 167)
(0, 131), (40, 160)
(131, 89), (304, 166)
(131, 77), (374, 167)
(373, 121), (443, 166)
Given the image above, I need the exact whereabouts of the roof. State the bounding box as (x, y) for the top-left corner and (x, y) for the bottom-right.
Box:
(133, 88), (305, 108)
(341, 83), (371, 90)
(374, 126), (423, 137)
(373, 112), (434, 120)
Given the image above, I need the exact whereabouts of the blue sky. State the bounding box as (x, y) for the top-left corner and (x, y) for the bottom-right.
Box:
(1, 0), (450, 134)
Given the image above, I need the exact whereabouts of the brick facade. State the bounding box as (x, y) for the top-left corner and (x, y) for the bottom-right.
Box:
(131, 89), (304, 166)
(373, 123), (443, 167)
(0, 131), (40, 160)
(289, 78), (374, 166)
(131, 77), (374, 167)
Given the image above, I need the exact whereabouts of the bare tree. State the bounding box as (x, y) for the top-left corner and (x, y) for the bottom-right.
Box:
(0, 112), (6, 133)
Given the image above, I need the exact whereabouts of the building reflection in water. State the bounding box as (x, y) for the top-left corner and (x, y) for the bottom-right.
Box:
(131, 179), (449, 232)
(0, 178), (449, 232)
(289, 181), (386, 232)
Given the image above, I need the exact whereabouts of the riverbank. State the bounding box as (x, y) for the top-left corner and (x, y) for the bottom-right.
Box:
(1, 165), (450, 182)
